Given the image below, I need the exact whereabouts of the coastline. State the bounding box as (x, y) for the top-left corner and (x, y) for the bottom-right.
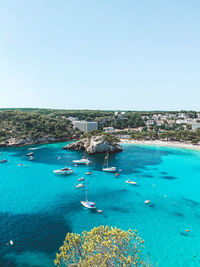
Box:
(0, 138), (75, 148)
(120, 139), (200, 151)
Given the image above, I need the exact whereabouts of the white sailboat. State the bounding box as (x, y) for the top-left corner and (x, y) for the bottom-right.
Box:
(102, 152), (116, 172)
(80, 181), (96, 209)
(0, 152), (7, 163)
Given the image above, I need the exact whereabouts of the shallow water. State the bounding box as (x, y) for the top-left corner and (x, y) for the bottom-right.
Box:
(0, 143), (200, 266)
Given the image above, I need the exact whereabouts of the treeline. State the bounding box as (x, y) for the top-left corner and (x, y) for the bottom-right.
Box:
(0, 110), (80, 143)
(98, 114), (145, 130)
(130, 129), (200, 145)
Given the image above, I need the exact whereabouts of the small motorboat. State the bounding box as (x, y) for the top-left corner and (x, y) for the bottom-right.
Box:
(29, 156), (34, 161)
(73, 158), (91, 165)
(27, 152), (34, 156)
(86, 171), (92, 175)
(78, 177), (85, 181)
(125, 180), (137, 185)
(18, 163), (23, 166)
(53, 167), (74, 175)
(74, 164), (78, 167)
(75, 183), (84, 188)
(144, 200), (151, 204)
(115, 173), (120, 177)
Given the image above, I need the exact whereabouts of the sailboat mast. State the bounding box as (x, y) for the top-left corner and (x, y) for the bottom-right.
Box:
(86, 180), (88, 202)
(107, 152), (109, 168)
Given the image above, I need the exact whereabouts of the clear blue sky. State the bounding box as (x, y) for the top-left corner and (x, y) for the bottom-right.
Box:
(0, 0), (200, 111)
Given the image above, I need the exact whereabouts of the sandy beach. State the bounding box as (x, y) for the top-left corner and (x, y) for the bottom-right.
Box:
(120, 139), (200, 151)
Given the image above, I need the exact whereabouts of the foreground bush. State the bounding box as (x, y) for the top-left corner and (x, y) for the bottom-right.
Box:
(54, 225), (148, 266)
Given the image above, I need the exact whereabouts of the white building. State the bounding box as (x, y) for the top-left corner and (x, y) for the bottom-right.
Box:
(176, 119), (186, 125)
(146, 120), (155, 126)
(73, 121), (98, 133)
(192, 123), (200, 131)
(168, 114), (177, 119)
(178, 113), (187, 119)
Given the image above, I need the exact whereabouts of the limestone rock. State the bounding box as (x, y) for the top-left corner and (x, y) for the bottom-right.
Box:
(63, 135), (122, 154)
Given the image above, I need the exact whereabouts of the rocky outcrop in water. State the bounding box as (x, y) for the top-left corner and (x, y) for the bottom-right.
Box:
(63, 135), (123, 154)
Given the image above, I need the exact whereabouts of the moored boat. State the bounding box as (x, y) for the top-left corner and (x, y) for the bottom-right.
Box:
(80, 181), (96, 209)
(75, 183), (84, 188)
(73, 158), (91, 165)
(53, 167), (74, 175)
(80, 201), (96, 209)
(102, 152), (116, 172)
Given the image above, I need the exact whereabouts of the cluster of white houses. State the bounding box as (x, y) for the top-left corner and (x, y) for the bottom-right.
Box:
(67, 111), (200, 133)
(143, 112), (200, 130)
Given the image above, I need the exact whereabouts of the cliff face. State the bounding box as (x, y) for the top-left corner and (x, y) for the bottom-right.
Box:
(63, 135), (123, 154)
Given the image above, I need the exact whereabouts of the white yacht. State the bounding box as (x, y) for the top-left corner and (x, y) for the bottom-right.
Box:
(53, 167), (74, 175)
(73, 158), (91, 165)
(80, 181), (96, 209)
(102, 152), (116, 172)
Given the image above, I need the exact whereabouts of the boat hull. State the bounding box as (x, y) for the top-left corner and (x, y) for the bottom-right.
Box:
(53, 170), (74, 175)
(80, 201), (96, 209)
(73, 160), (91, 165)
(102, 167), (116, 172)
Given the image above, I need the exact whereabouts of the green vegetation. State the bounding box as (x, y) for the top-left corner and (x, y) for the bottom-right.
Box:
(130, 129), (200, 145)
(0, 110), (80, 144)
(1, 108), (200, 146)
(54, 225), (148, 266)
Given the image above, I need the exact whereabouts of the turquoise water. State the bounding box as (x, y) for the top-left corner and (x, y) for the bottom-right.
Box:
(1, 143), (200, 266)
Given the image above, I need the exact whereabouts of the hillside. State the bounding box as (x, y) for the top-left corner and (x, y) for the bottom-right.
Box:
(0, 110), (80, 146)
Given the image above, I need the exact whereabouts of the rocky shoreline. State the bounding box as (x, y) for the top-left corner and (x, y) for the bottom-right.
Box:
(0, 137), (72, 147)
(63, 135), (123, 154)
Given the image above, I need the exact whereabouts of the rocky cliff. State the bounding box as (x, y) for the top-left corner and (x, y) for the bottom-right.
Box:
(63, 135), (123, 154)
